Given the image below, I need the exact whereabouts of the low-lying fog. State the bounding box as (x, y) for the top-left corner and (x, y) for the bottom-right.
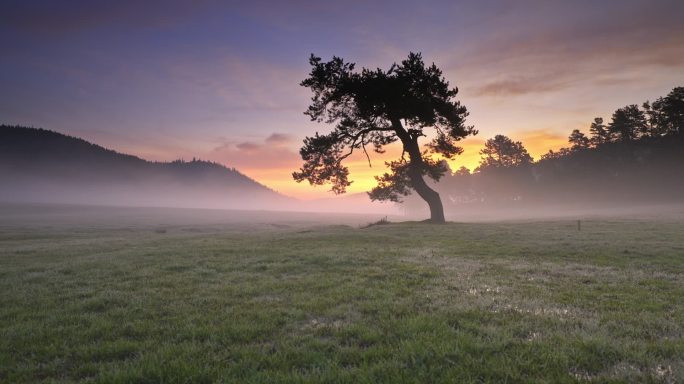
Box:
(2, 200), (683, 231)
(3, 170), (684, 223)
(3, 125), (682, 223)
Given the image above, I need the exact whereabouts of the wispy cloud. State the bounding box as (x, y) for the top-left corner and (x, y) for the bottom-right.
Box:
(472, 77), (571, 97)
(208, 132), (301, 171)
(444, 1), (684, 97)
(265, 133), (294, 145)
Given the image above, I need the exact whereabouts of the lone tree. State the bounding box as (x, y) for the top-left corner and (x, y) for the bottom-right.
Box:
(293, 53), (476, 223)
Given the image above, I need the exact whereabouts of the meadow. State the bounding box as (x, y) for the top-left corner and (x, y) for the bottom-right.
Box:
(1, 205), (683, 383)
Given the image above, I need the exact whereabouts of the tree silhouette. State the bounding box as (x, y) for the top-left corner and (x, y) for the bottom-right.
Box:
(661, 87), (684, 136)
(609, 105), (646, 142)
(642, 101), (667, 137)
(568, 129), (590, 151)
(293, 53), (475, 223)
(453, 166), (471, 176)
(589, 117), (610, 146)
(540, 147), (571, 161)
(419, 84), (684, 216)
(477, 135), (532, 170)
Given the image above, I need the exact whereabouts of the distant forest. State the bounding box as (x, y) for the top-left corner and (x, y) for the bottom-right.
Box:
(402, 86), (684, 214)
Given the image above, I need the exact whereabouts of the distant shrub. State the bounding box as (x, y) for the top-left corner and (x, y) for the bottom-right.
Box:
(361, 216), (390, 229)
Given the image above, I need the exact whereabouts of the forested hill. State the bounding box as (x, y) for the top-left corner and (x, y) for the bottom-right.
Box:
(0, 125), (293, 209)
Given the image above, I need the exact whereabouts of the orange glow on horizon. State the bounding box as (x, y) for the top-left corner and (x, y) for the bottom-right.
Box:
(241, 129), (570, 200)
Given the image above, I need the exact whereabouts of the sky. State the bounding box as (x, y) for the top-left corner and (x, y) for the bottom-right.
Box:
(2, 0), (683, 199)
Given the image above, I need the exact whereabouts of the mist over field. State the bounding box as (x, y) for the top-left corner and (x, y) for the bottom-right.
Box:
(3, 125), (684, 222)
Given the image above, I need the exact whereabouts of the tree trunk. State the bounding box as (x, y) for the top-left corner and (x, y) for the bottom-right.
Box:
(391, 119), (446, 223)
(407, 163), (445, 223)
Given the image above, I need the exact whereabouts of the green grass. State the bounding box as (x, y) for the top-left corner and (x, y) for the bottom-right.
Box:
(1, 217), (683, 383)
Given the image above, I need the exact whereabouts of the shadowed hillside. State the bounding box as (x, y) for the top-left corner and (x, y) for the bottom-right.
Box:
(0, 125), (294, 210)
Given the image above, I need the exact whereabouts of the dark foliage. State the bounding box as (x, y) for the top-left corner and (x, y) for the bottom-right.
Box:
(589, 117), (610, 146)
(609, 104), (647, 142)
(293, 52), (476, 222)
(661, 86), (684, 135)
(568, 129), (590, 151)
(476, 135), (533, 171)
(400, 86), (684, 216)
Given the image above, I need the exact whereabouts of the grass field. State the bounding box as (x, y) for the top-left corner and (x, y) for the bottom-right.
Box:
(1, 206), (683, 383)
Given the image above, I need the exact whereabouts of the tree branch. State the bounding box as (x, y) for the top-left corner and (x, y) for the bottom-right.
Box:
(361, 141), (372, 167)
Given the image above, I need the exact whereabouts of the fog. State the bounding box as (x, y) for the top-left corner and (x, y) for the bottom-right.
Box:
(0, 202), (405, 231)
(3, 174), (684, 225)
(2, 125), (683, 223)
(0, 172), (402, 216)
(2, 155), (684, 223)
(3, 152), (684, 223)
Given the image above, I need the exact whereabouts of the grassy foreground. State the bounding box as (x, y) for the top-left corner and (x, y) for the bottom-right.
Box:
(1, 215), (683, 383)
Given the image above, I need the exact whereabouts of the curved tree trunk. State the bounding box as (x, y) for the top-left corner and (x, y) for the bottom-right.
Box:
(407, 164), (445, 223)
(392, 119), (446, 223)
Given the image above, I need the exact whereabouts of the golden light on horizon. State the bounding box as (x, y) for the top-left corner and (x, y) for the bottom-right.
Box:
(245, 129), (570, 200)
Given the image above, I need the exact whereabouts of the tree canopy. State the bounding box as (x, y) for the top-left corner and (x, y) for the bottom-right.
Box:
(568, 129), (590, 151)
(609, 104), (647, 142)
(476, 135), (533, 171)
(661, 87), (684, 135)
(589, 117), (610, 146)
(293, 53), (475, 222)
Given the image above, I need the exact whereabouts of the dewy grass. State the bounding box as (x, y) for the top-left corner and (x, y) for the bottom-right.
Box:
(1, 218), (683, 383)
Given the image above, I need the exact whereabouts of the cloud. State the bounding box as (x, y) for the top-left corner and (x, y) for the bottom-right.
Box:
(208, 133), (301, 171)
(204, 132), (313, 197)
(235, 142), (262, 152)
(265, 133), (294, 145)
(443, 1), (684, 97)
(227, 132), (295, 154)
(472, 77), (571, 97)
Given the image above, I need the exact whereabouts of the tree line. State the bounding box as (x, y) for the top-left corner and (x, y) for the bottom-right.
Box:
(467, 86), (684, 172)
(542, 86), (683, 160)
(401, 86), (684, 215)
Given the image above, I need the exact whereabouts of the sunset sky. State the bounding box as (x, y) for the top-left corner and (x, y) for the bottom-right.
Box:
(2, 0), (683, 198)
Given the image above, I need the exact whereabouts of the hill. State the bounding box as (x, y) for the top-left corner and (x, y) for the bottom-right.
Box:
(0, 125), (294, 210)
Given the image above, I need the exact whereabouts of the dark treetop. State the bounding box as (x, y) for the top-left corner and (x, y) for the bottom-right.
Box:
(293, 53), (476, 222)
